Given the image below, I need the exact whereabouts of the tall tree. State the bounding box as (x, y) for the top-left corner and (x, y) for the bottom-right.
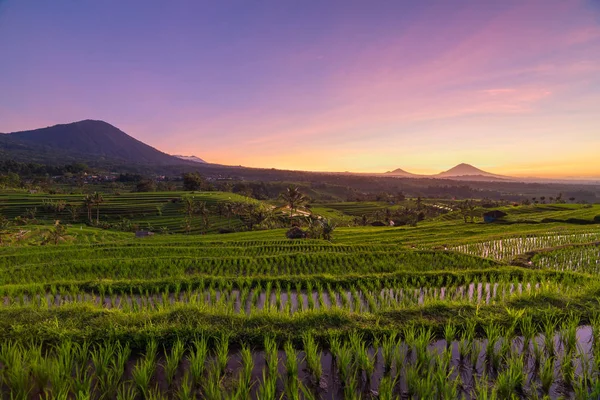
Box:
(54, 199), (67, 217)
(67, 204), (81, 222)
(83, 194), (94, 222)
(182, 196), (196, 219)
(279, 185), (308, 222)
(196, 201), (210, 234)
(458, 200), (477, 223)
(180, 196), (211, 234)
(182, 172), (211, 191)
(91, 192), (105, 224)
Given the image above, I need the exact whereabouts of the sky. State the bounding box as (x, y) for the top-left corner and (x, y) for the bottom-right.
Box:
(1, 0), (600, 178)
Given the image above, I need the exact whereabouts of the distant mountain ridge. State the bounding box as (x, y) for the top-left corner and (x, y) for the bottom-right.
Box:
(384, 168), (419, 177)
(436, 163), (507, 179)
(1, 120), (193, 166)
(0, 120), (544, 183)
(384, 163), (509, 181)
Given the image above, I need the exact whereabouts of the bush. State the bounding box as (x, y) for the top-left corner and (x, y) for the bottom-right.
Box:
(286, 227), (307, 239)
(371, 221), (386, 227)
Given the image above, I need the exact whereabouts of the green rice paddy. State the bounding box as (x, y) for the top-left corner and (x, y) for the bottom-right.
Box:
(0, 194), (599, 398)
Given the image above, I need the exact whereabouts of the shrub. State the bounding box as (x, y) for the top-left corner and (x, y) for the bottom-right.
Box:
(286, 227), (307, 239)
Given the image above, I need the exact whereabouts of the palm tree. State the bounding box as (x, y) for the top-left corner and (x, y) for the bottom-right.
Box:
(250, 206), (275, 230)
(54, 199), (67, 217)
(83, 195), (94, 223)
(321, 219), (337, 241)
(224, 203), (235, 228)
(196, 201), (210, 234)
(279, 185), (308, 222)
(458, 200), (477, 223)
(180, 196), (211, 234)
(91, 192), (105, 224)
(182, 196), (196, 219)
(67, 204), (81, 222)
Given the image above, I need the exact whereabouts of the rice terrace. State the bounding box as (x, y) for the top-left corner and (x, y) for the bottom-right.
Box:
(1, 187), (600, 399)
(2, 0), (600, 399)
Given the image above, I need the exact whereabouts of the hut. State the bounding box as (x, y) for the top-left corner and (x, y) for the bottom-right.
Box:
(483, 210), (507, 223)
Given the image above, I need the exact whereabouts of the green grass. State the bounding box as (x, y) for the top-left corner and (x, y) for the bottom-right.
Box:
(1, 193), (600, 397)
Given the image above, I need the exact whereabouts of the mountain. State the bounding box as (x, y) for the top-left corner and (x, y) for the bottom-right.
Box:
(435, 163), (506, 179)
(173, 154), (207, 163)
(384, 168), (419, 177)
(1, 120), (190, 166)
(380, 163), (511, 181)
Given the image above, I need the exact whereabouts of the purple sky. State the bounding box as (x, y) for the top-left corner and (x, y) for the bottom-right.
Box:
(1, 0), (600, 177)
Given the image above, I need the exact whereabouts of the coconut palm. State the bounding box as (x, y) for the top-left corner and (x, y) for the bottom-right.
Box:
(224, 203), (235, 228)
(67, 204), (81, 222)
(91, 192), (105, 224)
(321, 219), (337, 241)
(182, 196), (196, 219)
(83, 194), (94, 223)
(180, 196), (211, 234)
(54, 199), (67, 217)
(279, 185), (308, 222)
(196, 201), (210, 234)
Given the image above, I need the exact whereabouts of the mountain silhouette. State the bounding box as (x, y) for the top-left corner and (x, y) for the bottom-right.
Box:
(1, 120), (190, 166)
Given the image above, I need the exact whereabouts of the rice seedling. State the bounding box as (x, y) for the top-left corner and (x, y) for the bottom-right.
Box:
(74, 389), (92, 400)
(215, 333), (230, 377)
(434, 364), (459, 399)
(302, 333), (322, 382)
(284, 341), (299, 400)
(146, 385), (168, 400)
(443, 321), (456, 349)
(176, 372), (194, 400)
(335, 342), (354, 386)
(132, 340), (158, 400)
(257, 369), (277, 400)
(188, 335), (208, 386)
(203, 361), (224, 400)
(473, 373), (497, 400)
(414, 375), (436, 399)
(378, 375), (398, 400)
(495, 353), (526, 398)
(235, 344), (254, 399)
(163, 338), (185, 387)
(539, 355), (554, 395)
(42, 386), (71, 400)
(4, 354), (31, 400)
(72, 363), (93, 397)
(561, 316), (579, 356)
(543, 316), (556, 360)
(484, 323), (502, 371)
(560, 351), (575, 388)
(381, 332), (398, 372)
(353, 336), (375, 383)
(264, 335), (279, 378)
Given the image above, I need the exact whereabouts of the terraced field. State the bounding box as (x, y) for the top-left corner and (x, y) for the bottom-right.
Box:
(0, 202), (600, 398)
(0, 191), (259, 234)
